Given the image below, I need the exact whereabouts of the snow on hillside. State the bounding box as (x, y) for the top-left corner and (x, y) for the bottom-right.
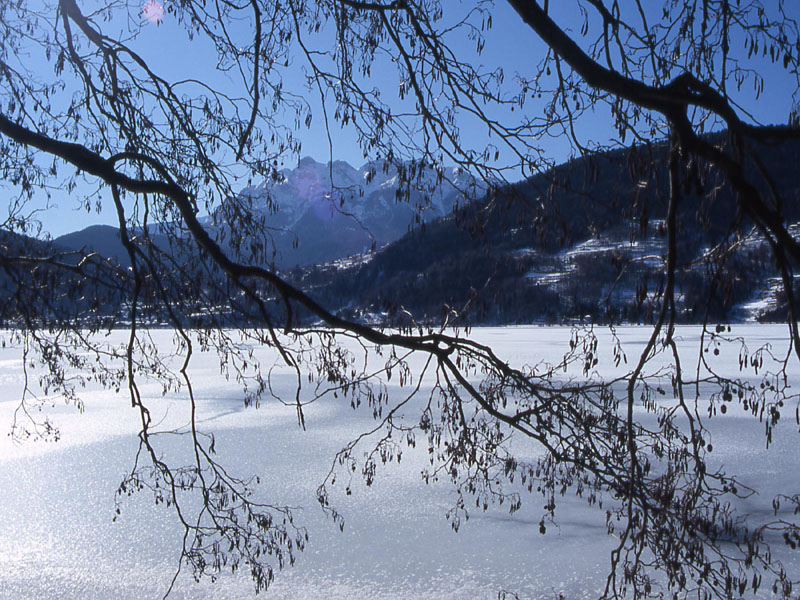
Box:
(513, 218), (800, 321)
(520, 220), (666, 289)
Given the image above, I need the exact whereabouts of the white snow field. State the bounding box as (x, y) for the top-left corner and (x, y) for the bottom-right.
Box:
(1, 325), (799, 599)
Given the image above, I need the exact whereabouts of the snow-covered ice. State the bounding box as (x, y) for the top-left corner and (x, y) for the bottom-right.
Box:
(1, 325), (799, 599)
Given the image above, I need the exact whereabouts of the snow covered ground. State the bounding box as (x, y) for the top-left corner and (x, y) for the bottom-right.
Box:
(1, 325), (799, 599)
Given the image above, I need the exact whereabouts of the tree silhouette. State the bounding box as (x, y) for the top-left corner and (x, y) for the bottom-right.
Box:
(1, 0), (800, 597)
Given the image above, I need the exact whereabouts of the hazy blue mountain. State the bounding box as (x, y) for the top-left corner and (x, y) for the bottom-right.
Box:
(48, 158), (482, 271)
(54, 225), (130, 267)
(228, 157), (484, 267)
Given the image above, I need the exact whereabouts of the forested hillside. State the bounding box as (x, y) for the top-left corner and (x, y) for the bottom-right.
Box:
(296, 133), (800, 324)
(4, 131), (798, 327)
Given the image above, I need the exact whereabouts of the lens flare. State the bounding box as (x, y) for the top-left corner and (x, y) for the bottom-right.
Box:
(143, 0), (164, 24)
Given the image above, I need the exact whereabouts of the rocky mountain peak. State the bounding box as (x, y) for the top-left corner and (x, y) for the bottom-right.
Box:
(232, 157), (484, 267)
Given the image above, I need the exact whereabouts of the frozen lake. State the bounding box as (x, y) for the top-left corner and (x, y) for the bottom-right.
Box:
(1, 325), (799, 599)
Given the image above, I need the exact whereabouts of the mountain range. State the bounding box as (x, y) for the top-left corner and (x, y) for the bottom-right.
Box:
(53, 157), (481, 269)
(292, 136), (800, 325)
(14, 134), (800, 325)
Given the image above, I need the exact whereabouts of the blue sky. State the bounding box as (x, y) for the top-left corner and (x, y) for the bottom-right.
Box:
(8, 1), (800, 236)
